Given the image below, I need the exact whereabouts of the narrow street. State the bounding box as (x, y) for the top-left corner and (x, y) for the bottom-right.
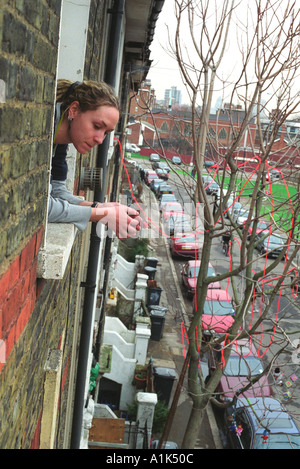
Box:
(133, 155), (300, 448)
(138, 169), (223, 449)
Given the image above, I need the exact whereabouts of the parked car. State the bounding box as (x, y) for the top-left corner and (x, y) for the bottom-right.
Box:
(169, 233), (201, 258)
(255, 231), (285, 258)
(156, 183), (173, 199)
(266, 169), (281, 182)
(163, 214), (192, 237)
(145, 170), (158, 185)
(156, 168), (169, 180)
(149, 178), (164, 192)
(224, 397), (300, 449)
(161, 202), (184, 221)
(202, 289), (236, 335)
(236, 210), (250, 228)
(125, 143), (140, 153)
(248, 219), (269, 237)
(203, 176), (219, 195)
(149, 153), (160, 162)
(204, 160), (216, 169)
(181, 260), (221, 298)
(159, 193), (177, 209)
(150, 440), (178, 449)
(171, 156), (181, 164)
(156, 162), (170, 173)
(209, 339), (272, 402)
(214, 188), (233, 209)
(225, 201), (242, 219)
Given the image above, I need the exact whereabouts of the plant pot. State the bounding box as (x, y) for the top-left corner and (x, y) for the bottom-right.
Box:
(134, 375), (147, 389)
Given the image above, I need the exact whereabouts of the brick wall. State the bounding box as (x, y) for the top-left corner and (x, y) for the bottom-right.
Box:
(0, 1), (87, 448)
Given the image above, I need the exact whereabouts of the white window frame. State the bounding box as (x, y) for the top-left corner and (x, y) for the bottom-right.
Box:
(37, 0), (91, 280)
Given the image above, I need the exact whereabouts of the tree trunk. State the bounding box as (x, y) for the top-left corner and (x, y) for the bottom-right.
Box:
(181, 404), (206, 449)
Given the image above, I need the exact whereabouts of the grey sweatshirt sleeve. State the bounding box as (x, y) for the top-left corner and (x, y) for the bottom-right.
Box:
(51, 180), (84, 205)
(48, 184), (92, 231)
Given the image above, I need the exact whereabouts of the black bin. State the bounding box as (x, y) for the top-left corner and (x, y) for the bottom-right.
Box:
(144, 266), (157, 280)
(149, 307), (166, 341)
(146, 257), (158, 268)
(147, 286), (162, 306)
(153, 367), (177, 406)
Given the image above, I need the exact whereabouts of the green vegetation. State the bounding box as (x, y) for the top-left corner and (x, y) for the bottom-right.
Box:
(127, 238), (149, 262)
(216, 173), (297, 232)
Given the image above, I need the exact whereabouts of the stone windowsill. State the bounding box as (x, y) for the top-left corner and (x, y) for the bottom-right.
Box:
(37, 223), (77, 280)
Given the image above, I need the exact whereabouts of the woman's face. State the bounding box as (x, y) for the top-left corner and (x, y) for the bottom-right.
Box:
(68, 102), (119, 153)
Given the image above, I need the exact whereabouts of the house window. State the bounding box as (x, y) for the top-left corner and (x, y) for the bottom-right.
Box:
(37, 0), (91, 280)
(218, 128), (227, 140)
(161, 121), (169, 133)
(208, 127), (216, 138)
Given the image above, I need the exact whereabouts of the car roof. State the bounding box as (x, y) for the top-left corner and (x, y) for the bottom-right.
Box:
(174, 233), (198, 241)
(152, 178), (164, 183)
(160, 196), (177, 202)
(206, 289), (232, 301)
(236, 397), (300, 435)
(187, 260), (213, 268)
(163, 202), (182, 207)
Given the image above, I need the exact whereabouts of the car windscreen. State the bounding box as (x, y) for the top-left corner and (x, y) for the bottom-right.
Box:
(254, 433), (300, 449)
(175, 236), (196, 243)
(203, 300), (235, 316)
(169, 217), (190, 226)
(267, 235), (284, 245)
(223, 355), (263, 376)
(164, 203), (182, 211)
(189, 266), (215, 278)
(253, 221), (268, 230)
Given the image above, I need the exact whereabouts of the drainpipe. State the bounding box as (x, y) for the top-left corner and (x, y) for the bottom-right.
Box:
(70, 0), (125, 449)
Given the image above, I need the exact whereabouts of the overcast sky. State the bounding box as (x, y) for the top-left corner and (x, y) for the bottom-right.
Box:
(147, 0), (188, 103)
(147, 0), (300, 113)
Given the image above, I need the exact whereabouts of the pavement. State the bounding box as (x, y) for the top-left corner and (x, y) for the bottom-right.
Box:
(144, 203), (223, 450)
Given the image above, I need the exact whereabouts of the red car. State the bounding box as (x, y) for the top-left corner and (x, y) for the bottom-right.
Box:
(202, 289), (235, 335)
(145, 170), (158, 185)
(170, 233), (201, 258)
(181, 260), (221, 298)
(161, 202), (184, 221)
(209, 339), (272, 401)
(248, 219), (268, 237)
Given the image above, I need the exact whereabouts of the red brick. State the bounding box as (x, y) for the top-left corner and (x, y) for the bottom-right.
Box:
(35, 227), (44, 256)
(0, 269), (10, 304)
(16, 296), (32, 341)
(0, 308), (3, 340)
(0, 255), (20, 305)
(30, 413), (42, 449)
(29, 259), (37, 290)
(5, 325), (15, 358)
(20, 236), (36, 276)
(2, 281), (23, 334)
(21, 269), (31, 304)
(9, 256), (20, 289)
(29, 284), (37, 311)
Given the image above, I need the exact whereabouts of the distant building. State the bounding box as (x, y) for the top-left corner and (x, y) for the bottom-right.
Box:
(164, 86), (182, 107)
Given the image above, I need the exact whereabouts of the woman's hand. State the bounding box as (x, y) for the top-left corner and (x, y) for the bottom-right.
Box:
(90, 202), (146, 239)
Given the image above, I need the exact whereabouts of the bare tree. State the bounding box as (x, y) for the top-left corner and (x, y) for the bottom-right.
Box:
(151, 0), (300, 449)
